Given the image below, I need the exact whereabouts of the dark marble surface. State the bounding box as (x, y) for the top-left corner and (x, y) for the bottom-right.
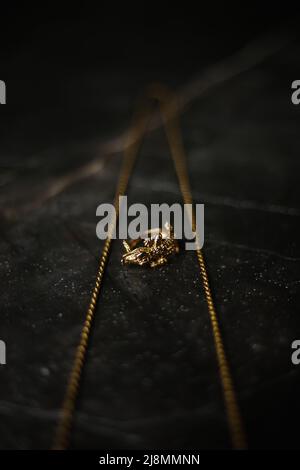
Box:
(0, 11), (299, 449)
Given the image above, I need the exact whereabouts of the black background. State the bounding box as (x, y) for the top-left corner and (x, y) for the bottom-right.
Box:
(0, 3), (299, 450)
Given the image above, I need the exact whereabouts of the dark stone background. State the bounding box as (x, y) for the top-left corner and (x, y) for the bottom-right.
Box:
(0, 5), (299, 449)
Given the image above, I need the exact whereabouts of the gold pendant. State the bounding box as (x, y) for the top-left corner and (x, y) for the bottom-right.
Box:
(121, 223), (179, 268)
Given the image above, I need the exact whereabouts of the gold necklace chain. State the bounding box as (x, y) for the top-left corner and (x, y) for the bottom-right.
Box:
(53, 84), (247, 450)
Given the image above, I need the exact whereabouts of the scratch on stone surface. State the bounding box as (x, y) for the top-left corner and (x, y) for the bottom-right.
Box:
(2, 154), (110, 221)
(0, 400), (58, 419)
(198, 194), (300, 217)
(133, 178), (300, 217)
(0, 401), (219, 449)
(206, 238), (300, 262)
(0, 398), (216, 426)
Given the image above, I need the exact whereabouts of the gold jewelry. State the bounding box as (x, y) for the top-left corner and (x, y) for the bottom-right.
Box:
(53, 84), (247, 450)
(121, 223), (179, 268)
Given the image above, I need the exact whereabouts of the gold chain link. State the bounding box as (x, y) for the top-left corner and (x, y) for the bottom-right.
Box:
(154, 84), (247, 449)
(52, 108), (149, 450)
(53, 84), (247, 450)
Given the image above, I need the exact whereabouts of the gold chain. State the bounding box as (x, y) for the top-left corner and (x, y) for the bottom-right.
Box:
(52, 107), (149, 450)
(53, 84), (247, 450)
